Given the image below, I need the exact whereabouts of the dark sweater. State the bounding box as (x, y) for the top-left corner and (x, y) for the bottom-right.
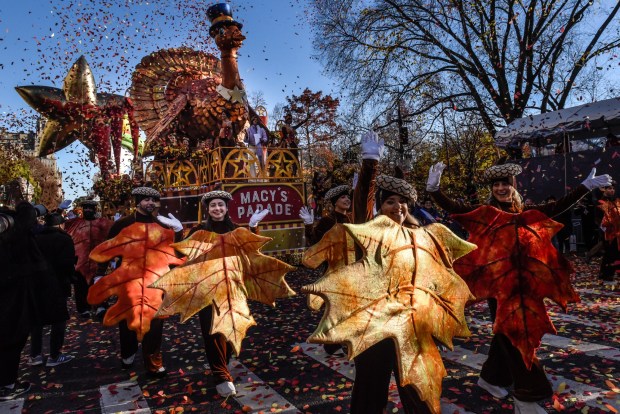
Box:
(305, 210), (351, 246)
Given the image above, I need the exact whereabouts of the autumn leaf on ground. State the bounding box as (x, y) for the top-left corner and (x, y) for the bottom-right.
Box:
(453, 205), (580, 368)
(87, 223), (184, 340)
(301, 216), (475, 414)
(599, 198), (620, 249)
(303, 224), (356, 311)
(150, 228), (295, 355)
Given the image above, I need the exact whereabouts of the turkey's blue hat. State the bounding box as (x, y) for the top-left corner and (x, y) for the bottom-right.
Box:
(207, 3), (243, 37)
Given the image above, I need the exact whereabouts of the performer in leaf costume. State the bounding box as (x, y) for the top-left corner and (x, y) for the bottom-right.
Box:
(300, 184), (352, 246)
(597, 181), (620, 284)
(151, 190), (291, 398)
(88, 187), (185, 377)
(300, 184), (353, 356)
(426, 161), (612, 414)
(302, 131), (476, 414)
(64, 199), (112, 317)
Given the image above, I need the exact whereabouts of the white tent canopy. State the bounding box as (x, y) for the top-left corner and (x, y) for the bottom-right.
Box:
(495, 97), (620, 148)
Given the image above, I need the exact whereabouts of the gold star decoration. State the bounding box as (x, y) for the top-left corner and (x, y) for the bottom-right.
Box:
(15, 55), (134, 174)
(269, 150), (296, 177)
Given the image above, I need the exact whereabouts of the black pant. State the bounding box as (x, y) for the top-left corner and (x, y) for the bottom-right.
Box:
(199, 306), (233, 384)
(73, 272), (90, 314)
(118, 318), (164, 372)
(599, 238), (619, 281)
(30, 321), (67, 359)
(350, 338), (432, 414)
(480, 299), (553, 402)
(0, 329), (29, 386)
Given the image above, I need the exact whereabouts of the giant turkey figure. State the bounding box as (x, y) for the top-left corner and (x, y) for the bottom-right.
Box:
(130, 3), (252, 151)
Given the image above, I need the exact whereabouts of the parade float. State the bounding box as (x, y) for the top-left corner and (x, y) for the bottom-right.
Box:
(16, 4), (306, 258)
(128, 4), (305, 258)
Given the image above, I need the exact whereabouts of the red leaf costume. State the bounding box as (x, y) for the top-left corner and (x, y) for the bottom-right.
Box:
(65, 217), (113, 284)
(599, 198), (620, 249)
(453, 206), (580, 367)
(87, 222), (184, 340)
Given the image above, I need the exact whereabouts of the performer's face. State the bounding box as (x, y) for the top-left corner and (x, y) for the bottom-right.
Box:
(152, 199), (161, 216)
(82, 206), (97, 220)
(380, 194), (408, 225)
(136, 197), (158, 215)
(602, 185), (615, 198)
(208, 199), (228, 221)
(334, 194), (351, 213)
(491, 181), (514, 203)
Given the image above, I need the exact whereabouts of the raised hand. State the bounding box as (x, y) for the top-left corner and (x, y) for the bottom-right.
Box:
(249, 208), (270, 228)
(299, 206), (314, 225)
(426, 162), (447, 192)
(360, 130), (385, 161)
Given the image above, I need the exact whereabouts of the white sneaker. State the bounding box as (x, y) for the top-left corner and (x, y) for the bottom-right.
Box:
(514, 398), (547, 414)
(121, 353), (136, 369)
(477, 377), (509, 398)
(216, 381), (237, 397)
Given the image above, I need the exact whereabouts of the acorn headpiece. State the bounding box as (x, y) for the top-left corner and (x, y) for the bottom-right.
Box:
(131, 186), (161, 203)
(483, 163), (522, 186)
(325, 185), (352, 205)
(376, 171), (418, 205)
(201, 190), (233, 205)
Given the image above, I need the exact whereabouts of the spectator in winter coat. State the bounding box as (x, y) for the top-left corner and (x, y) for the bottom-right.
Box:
(0, 203), (49, 401)
(30, 213), (76, 367)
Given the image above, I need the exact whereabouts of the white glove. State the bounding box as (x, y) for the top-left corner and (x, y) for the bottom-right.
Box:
(360, 130), (384, 161)
(59, 200), (72, 210)
(157, 213), (183, 232)
(426, 162), (447, 192)
(93, 275), (104, 284)
(299, 206), (314, 225)
(249, 209), (269, 227)
(581, 168), (612, 190)
(113, 212), (122, 221)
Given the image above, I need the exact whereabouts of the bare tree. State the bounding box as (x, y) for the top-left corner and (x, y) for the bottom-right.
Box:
(283, 88), (341, 169)
(247, 89), (268, 110)
(312, 0), (620, 135)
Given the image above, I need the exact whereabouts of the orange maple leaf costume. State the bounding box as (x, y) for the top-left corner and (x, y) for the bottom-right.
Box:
(87, 186), (185, 376)
(453, 206), (579, 367)
(430, 162), (594, 405)
(597, 194), (620, 282)
(599, 197), (620, 248)
(65, 216), (112, 284)
(88, 222), (184, 340)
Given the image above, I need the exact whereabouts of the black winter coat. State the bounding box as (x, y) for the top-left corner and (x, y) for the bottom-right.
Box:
(0, 210), (52, 345)
(33, 226), (75, 323)
(35, 227), (76, 297)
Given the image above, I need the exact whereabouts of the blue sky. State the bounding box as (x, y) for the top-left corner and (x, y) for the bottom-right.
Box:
(0, 0), (337, 200)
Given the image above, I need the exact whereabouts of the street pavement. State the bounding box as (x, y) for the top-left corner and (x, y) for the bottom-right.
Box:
(1, 257), (618, 414)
